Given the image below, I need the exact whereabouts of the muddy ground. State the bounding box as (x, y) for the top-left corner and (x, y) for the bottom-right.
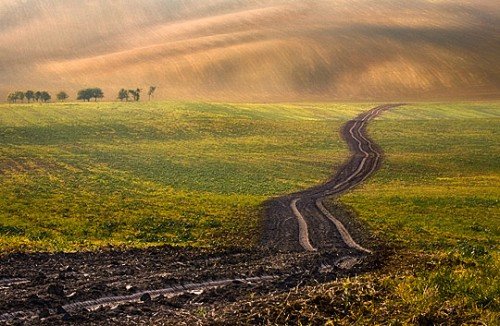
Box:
(0, 238), (388, 325)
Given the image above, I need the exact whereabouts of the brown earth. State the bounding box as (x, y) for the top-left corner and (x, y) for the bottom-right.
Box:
(0, 245), (388, 325)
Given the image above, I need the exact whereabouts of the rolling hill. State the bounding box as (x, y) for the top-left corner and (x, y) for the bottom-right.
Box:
(0, 0), (499, 101)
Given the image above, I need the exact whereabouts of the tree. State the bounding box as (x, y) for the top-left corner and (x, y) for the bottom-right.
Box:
(117, 88), (129, 101)
(25, 90), (34, 103)
(34, 91), (42, 102)
(148, 86), (157, 101)
(7, 93), (16, 103)
(129, 88), (141, 101)
(7, 92), (26, 103)
(56, 91), (69, 101)
(90, 88), (104, 102)
(14, 91), (25, 103)
(40, 91), (51, 103)
(77, 89), (91, 102)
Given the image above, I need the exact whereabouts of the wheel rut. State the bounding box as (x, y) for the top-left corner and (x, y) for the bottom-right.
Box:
(262, 104), (402, 252)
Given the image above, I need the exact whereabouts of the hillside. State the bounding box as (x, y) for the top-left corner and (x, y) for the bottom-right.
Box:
(1, 0), (499, 101)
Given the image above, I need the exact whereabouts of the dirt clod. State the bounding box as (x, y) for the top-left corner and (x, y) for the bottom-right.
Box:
(38, 308), (50, 318)
(47, 284), (65, 297)
(140, 293), (152, 302)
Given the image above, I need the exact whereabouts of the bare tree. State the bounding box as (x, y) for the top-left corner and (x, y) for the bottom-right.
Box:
(129, 88), (141, 101)
(148, 86), (157, 101)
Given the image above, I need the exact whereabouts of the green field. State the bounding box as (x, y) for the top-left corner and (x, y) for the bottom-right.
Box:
(0, 101), (368, 251)
(345, 103), (499, 251)
(1, 101), (498, 322)
(0, 102), (497, 252)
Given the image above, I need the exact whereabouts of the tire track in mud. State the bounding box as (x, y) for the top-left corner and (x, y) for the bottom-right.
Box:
(61, 276), (279, 313)
(0, 276), (279, 323)
(0, 278), (30, 287)
(263, 104), (402, 252)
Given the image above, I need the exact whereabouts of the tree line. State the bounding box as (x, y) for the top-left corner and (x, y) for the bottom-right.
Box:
(6, 86), (157, 103)
(6, 90), (65, 103)
(118, 86), (157, 102)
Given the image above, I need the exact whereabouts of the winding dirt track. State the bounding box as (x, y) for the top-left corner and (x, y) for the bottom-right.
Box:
(263, 104), (401, 253)
(0, 104), (400, 324)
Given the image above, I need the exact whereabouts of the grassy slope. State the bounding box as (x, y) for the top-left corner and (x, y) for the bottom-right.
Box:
(330, 103), (499, 324)
(2, 1), (499, 101)
(0, 101), (366, 251)
(344, 103), (499, 251)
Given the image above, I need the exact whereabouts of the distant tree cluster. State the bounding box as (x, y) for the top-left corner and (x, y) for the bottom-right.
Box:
(7, 90), (52, 103)
(77, 88), (104, 102)
(118, 88), (143, 102)
(56, 91), (69, 101)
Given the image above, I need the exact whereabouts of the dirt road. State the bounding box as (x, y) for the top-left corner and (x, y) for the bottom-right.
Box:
(0, 105), (399, 324)
(263, 104), (401, 253)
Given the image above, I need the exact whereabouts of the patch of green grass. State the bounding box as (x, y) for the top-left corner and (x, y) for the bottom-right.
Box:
(0, 101), (368, 251)
(342, 103), (499, 250)
(339, 102), (499, 323)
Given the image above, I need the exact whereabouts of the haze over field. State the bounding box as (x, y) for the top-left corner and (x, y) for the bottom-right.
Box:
(0, 0), (499, 101)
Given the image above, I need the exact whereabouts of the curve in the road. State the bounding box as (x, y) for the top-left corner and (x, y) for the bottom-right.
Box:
(263, 104), (402, 253)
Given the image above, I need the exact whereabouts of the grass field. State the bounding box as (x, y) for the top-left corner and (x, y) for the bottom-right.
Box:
(344, 103), (499, 251)
(0, 101), (498, 323)
(0, 101), (368, 251)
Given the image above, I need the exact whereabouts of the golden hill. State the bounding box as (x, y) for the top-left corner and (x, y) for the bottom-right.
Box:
(0, 0), (499, 101)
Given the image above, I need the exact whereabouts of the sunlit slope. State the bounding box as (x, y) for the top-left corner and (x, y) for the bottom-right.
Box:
(1, 0), (499, 101)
